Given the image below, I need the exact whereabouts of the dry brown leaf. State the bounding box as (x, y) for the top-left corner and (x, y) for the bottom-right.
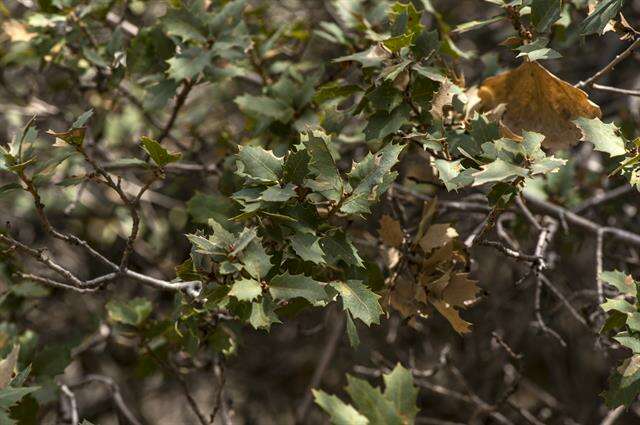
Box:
(378, 214), (404, 248)
(477, 61), (601, 150)
(442, 273), (479, 307)
(388, 276), (419, 318)
(419, 223), (458, 253)
(429, 298), (472, 334)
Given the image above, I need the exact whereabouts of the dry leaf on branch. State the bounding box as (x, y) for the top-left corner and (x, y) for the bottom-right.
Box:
(476, 61), (601, 150)
(378, 214), (404, 248)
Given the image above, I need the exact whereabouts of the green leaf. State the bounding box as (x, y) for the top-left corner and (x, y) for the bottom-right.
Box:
(363, 104), (411, 142)
(240, 239), (272, 280)
(302, 129), (344, 202)
(249, 297), (281, 330)
(346, 313), (360, 348)
(434, 159), (473, 191)
(236, 146), (284, 184)
(229, 227), (258, 256)
(260, 183), (297, 202)
(581, 0), (624, 35)
(604, 366), (640, 408)
(573, 117), (626, 157)
(235, 94), (294, 123)
(0, 345), (20, 389)
(283, 149), (310, 185)
(140, 136), (181, 167)
(106, 298), (152, 327)
(614, 335), (640, 353)
(341, 143), (406, 214)
(187, 192), (237, 225)
(321, 232), (365, 268)
(0, 387), (38, 409)
(330, 280), (383, 326)
(346, 375), (403, 425)
(516, 37), (561, 61)
(333, 45), (390, 68)
(229, 278), (262, 302)
(0, 183), (22, 196)
(472, 158), (529, 186)
(453, 15), (504, 33)
(290, 233), (326, 264)
(269, 272), (328, 303)
(531, 0), (562, 32)
(601, 298), (637, 314)
(71, 109), (94, 129)
(312, 390), (369, 425)
(383, 364), (419, 423)
(314, 83), (361, 103)
(167, 47), (215, 81)
(601, 270), (637, 297)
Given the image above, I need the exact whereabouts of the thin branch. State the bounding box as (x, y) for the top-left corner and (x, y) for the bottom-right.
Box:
(601, 406), (626, 425)
(539, 274), (590, 329)
(573, 184), (634, 214)
(591, 84), (640, 97)
(70, 374), (143, 425)
(157, 79), (196, 144)
(596, 228), (605, 305)
(478, 240), (543, 264)
(59, 384), (79, 425)
(576, 37), (640, 88)
(296, 312), (345, 422)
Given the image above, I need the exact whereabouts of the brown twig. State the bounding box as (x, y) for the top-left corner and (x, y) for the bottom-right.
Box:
(576, 37), (640, 88)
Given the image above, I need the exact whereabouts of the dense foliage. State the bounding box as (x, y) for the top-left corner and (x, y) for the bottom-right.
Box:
(1, 0), (640, 423)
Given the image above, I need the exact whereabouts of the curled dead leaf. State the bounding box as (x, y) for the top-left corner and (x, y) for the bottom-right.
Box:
(476, 61), (601, 150)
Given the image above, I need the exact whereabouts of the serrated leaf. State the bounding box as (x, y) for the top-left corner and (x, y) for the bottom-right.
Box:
(313, 390), (369, 425)
(330, 280), (383, 326)
(167, 47), (215, 81)
(106, 298), (152, 327)
(0, 387), (38, 409)
(320, 232), (365, 268)
(472, 158), (529, 186)
(346, 313), (360, 348)
(249, 296), (280, 330)
(240, 239), (272, 280)
(333, 44), (390, 68)
(235, 94), (294, 123)
(363, 104), (411, 142)
(341, 143), (405, 214)
(302, 129), (344, 202)
(383, 364), (419, 423)
(229, 278), (262, 302)
(269, 272), (328, 303)
(601, 270), (637, 297)
(140, 136), (181, 167)
(531, 0), (562, 32)
(581, 0), (624, 35)
(290, 233), (326, 264)
(236, 146), (284, 184)
(229, 227), (257, 256)
(345, 375), (403, 425)
(573, 117), (626, 157)
(260, 183), (297, 202)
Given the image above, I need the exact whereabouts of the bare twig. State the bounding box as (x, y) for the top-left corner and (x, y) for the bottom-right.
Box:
(70, 374), (143, 425)
(601, 406), (626, 425)
(591, 84), (640, 97)
(573, 185), (634, 214)
(576, 37), (640, 88)
(59, 384), (79, 425)
(596, 228), (605, 305)
(296, 312), (345, 423)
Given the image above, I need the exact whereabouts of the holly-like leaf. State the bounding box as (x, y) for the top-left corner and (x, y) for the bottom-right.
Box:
(302, 129), (344, 202)
(345, 375), (404, 425)
(236, 146), (284, 184)
(383, 364), (420, 423)
(531, 0), (562, 32)
(341, 143), (405, 214)
(312, 390), (369, 425)
(229, 278), (262, 302)
(290, 233), (326, 264)
(581, 0), (624, 35)
(601, 270), (637, 297)
(269, 272), (328, 303)
(330, 280), (383, 326)
(106, 298), (152, 327)
(260, 183), (297, 202)
(235, 94), (295, 123)
(249, 297), (281, 330)
(140, 136), (181, 166)
(0, 387), (38, 410)
(472, 158), (529, 186)
(573, 117), (626, 158)
(240, 239), (273, 280)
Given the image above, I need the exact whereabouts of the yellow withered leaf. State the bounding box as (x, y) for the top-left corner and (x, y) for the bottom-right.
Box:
(476, 61), (601, 150)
